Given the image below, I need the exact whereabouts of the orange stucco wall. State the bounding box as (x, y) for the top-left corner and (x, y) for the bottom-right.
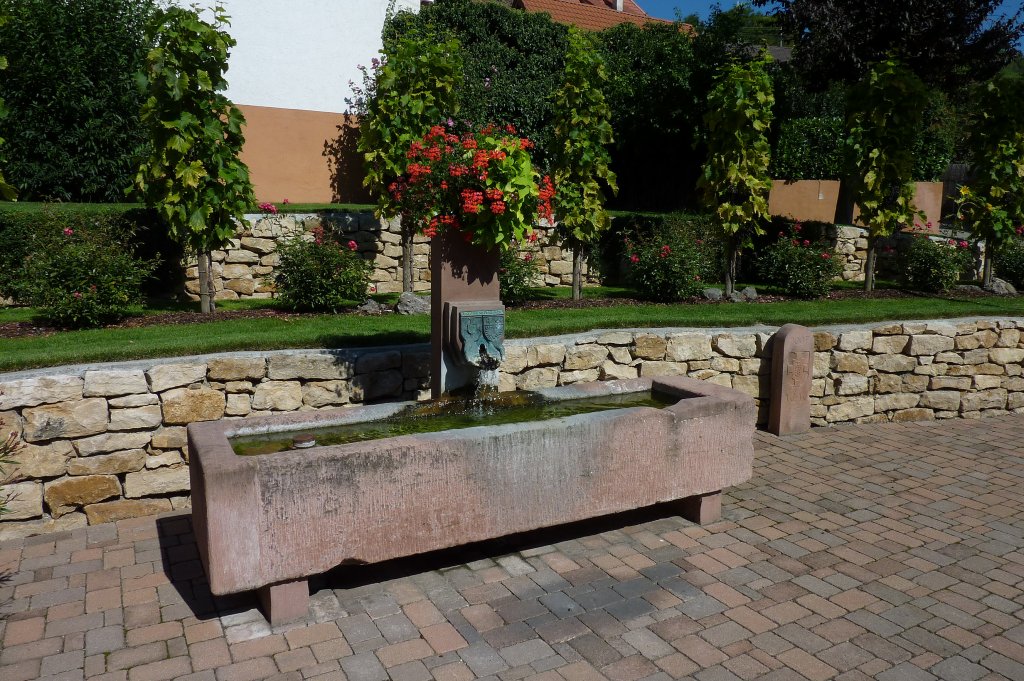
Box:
(237, 104), (370, 204)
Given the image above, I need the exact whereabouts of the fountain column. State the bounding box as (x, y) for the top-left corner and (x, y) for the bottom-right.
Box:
(430, 230), (505, 399)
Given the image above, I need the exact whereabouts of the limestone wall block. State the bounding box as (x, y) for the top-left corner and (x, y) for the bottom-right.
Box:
(301, 381), (351, 408)
(811, 378), (827, 397)
(44, 475), (121, 517)
(710, 357), (740, 373)
(559, 369), (601, 385)
(146, 451), (184, 469)
(975, 330), (999, 348)
(224, 279), (256, 295)
(74, 432), (151, 457)
(826, 397), (874, 422)
(874, 393), (920, 412)
(528, 344), (566, 367)
(83, 370), (148, 397)
(891, 408), (934, 422)
(813, 353), (831, 378)
(502, 346), (528, 374)
(4, 481), (43, 520)
(226, 249), (259, 264)
(109, 405), (163, 431)
(596, 332), (633, 346)
(813, 332), (837, 351)
(832, 352), (869, 374)
(955, 335), (981, 351)
(997, 329), (1021, 347)
(689, 369), (718, 381)
(837, 331), (873, 352)
(151, 427), (187, 450)
(516, 367), (559, 390)
(740, 358), (764, 375)
(124, 466), (190, 498)
(946, 365), (976, 377)
(355, 351), (402, 374)
(353, 370), (404, 401)
(402, 351), (431, 379)
(0, 376), (84, 410)
(975, 363), (1004, 375)
(148, 364), (207, 393)
(713, 334), (757, 358)
(908, 335), (954, 356)
(220, 264), (253, 280)
(913, 363), (948, 377)
(974, 375), (1002, 390)
(874, 374), (902, 393)
(498, 373), (516, 393)
(640, 361), (687, 377)
(931, 377), (972, 391)
(835, 374), (869, 396)
(961, 389), (1007, 411)
(563, 345), (608, 371)
(633, 334), (667, 360)
(108, 394), (159, 408)
(599, 362), (638, 381)
(609, 347), (632, 364)
(903, 323), (927, 335)
(924, 322), (958, 337)
(240, 237), (276, 254)
(872, 323), (904, 335)
(161, 387), (226, 425)
(251, 381), (303, 411)
(67, 450), (146, 476)
(935, 352), (964, 365)
(871, 335), (909, 354)
(11, 441), (74, 479)
(268, 354), (350, 380)
(920, 391), (961, 411)
(731, 375), (764, 397)
(213, 289), (238, 301)
(1008, 393), (1024, 410)
(206, 357), (267, 382)
(225, 394), (252, 416)
(23, 398), (108, 442)
(85, 498), (173, 525)
(870, 354), (917, 373)
(667, 334), (713, 361)
(988, 348), (1024, 365)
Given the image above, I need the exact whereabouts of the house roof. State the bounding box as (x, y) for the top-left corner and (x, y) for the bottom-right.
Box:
(514, 0), (673, 32)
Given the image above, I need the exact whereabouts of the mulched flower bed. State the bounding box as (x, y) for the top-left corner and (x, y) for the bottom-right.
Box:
(1, 286), (995, 341)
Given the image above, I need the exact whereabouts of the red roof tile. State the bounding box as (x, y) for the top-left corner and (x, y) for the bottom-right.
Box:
(514, 0), (674, 32)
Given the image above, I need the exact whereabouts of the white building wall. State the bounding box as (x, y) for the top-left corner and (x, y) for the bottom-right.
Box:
(185, 0), (419, 113)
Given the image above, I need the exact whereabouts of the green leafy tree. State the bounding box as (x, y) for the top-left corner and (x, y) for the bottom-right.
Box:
(360, 33), (462, 293)
(134, 4), (254, 313)
(0, 0), (155, 201)
(956, 75), (1024, 286)
(0, 14), (14, 201)
(845, 59), (928, 291)
(698, 56), (775, 296)
(551, 27), (618, 301)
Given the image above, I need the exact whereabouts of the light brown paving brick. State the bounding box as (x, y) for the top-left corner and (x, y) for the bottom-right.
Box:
(403, 600), (445, 628)
(189, 638), (231, 672)
(126, 621), (182, 646)
(431, 660), (475, 681)
(2, 616), (44, 647)
(214, 656), (279, 681)
(126, 655), (191, 681)
(376, 638), (433, 667)
(284, 622), (341, 649)
(421, 622), (468, 655)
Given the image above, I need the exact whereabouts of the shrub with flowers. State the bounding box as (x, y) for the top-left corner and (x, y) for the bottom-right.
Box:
(23, 221), (157, 328)
(994, 228), (1024, 290)
(275, 226), (373, 311)
(757, 223), (842, 299)
(624, 225), (714, 302)
(389, 123), (554, 250)
(902, 235), (973, 293)
(498, 244), (541, 305)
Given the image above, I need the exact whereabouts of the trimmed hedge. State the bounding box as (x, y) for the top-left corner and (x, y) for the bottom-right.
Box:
(771, 117), (844, 180)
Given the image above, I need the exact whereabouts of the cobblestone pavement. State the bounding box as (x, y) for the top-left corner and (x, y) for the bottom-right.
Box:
(2, 416), (1024, 681)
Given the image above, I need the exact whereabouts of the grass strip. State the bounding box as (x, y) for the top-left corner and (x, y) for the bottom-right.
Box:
(3, 294), (1024, 373)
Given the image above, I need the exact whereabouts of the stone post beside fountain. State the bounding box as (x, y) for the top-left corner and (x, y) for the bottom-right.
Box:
(430, 230), (506, 399)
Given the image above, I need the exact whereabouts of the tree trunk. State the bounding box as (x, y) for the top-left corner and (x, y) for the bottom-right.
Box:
(206, 252), (217, 312)
(983, 247), (993, 287)
(402, 221), (414, 293)
(724, 235), (738, 297)
(863, 238), (877, 292)
(571, 245), (584, 301)
(197, 251), (212, 314)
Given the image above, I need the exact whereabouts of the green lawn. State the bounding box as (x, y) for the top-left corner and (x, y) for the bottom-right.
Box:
(3, 289), (1024, 372)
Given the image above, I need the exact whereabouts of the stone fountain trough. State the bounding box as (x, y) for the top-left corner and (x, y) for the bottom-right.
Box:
(187, 375), (755, 624)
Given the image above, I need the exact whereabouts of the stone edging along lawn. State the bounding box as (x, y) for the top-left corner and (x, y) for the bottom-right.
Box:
(1, 315), (1023, 540)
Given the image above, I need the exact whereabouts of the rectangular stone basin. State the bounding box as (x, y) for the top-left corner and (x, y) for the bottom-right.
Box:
(187, 376), (755, 623)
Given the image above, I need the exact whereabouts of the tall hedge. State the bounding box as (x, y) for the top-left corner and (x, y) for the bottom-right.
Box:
(0, 0), (155, 202)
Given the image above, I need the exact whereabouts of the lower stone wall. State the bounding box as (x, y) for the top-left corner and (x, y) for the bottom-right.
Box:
(184, 212), (596, 299)
(1, 316), (1022, 539)
(828, 225), (983, 283)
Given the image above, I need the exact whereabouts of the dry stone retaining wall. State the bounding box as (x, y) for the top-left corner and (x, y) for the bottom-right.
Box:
(2, 316), (1023, 539)
(184, 212), (595, 299)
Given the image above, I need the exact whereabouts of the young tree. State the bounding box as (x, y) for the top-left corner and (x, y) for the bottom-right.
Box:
(956, 75), (1024, 286)
(698, 56), (775, 297)
(845, 59), (928, 291)
(0, 15), (15, 201)
(134, 4), (254, 313)
(757, 0), (1024, 93)
(359, 34), (462, 292)
(550, 27), (617, 301)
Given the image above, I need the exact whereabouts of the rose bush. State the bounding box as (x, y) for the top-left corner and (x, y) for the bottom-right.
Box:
(275, 226), (373, 311)
(389, 123), (554, 250)
(757, 223), (843, 299)
(903, 235), (973, 293)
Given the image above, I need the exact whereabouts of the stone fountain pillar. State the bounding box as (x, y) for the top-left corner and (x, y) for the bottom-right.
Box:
(430, 230), (506, 399)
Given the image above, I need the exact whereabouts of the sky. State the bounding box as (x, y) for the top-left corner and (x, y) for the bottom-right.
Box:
(639, 0), (1023, 25)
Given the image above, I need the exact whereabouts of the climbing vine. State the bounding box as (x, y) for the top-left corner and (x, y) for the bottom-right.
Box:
(550, 26), (618, 300)
(697, 55), (774, 295)
(134, 4), (254, 313)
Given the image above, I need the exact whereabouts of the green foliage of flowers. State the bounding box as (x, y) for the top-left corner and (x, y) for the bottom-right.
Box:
(498, 246), (541, 305)
(845, 59), (928, 240)
(275, 227), (372, 312)
(359, 33), (463, 221)
(0, 429), (20, 517)
(994, 235), (1024, 290)
(903, 236), (974, 293)
(771, 117), (844, 180)
(388, 124), (553, 250)
(624, 224), (717, 302)
(21, 221), (157, 328)
(955, 76), (1024, 257)
(757, 223), (843, 298)
(550, 27), (618, 250)
(134, 4), (254, 256)
(0, 0), (155, 201)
